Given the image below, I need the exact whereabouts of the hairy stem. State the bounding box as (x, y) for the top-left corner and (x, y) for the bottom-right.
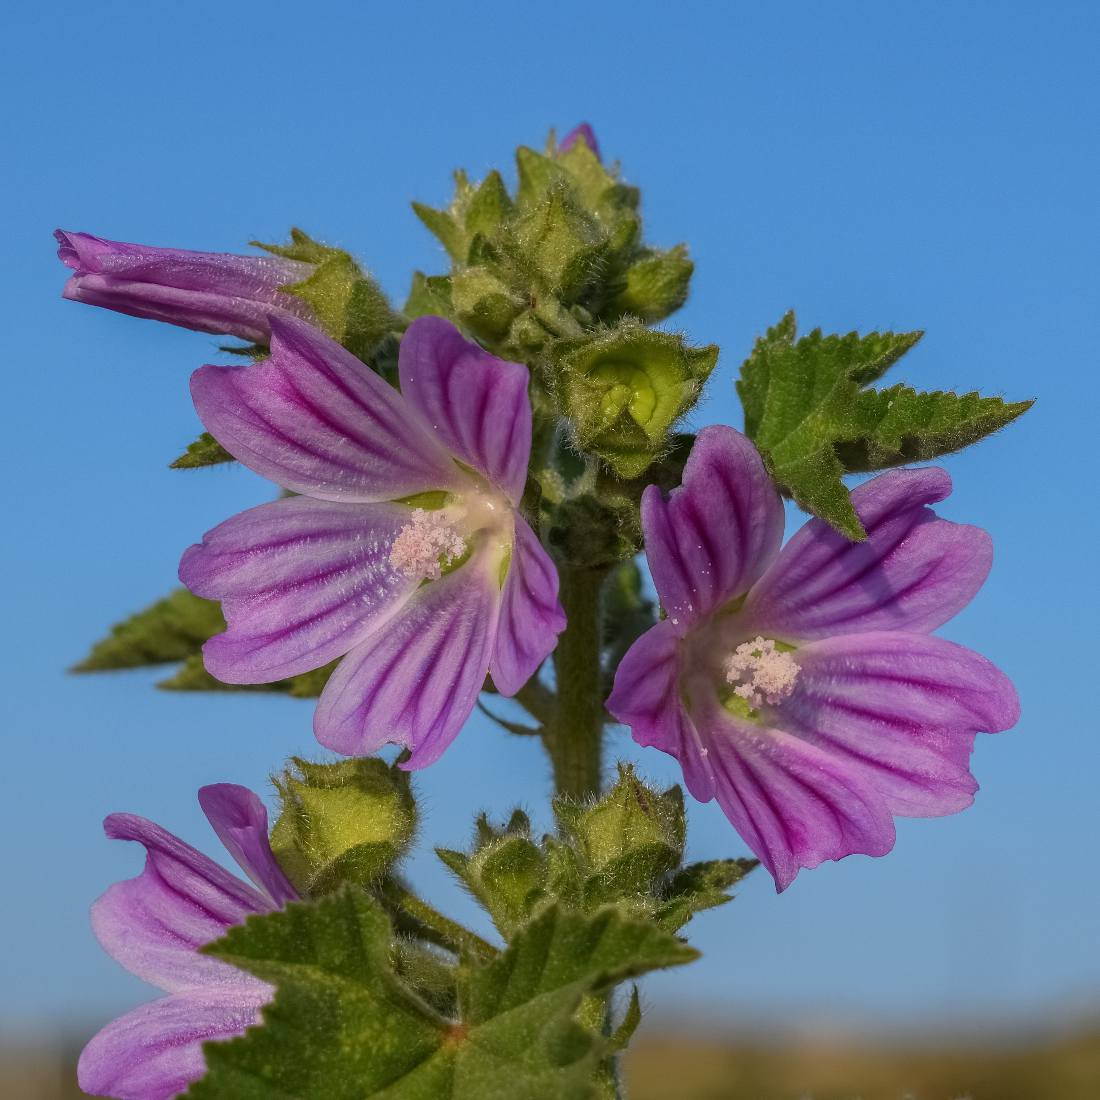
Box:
(545, 564), (609, 800)
(379, 878), (498, 960)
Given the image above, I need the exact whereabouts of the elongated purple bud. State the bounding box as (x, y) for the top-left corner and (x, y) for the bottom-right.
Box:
(55, 230), (314, 343)
(559, 122), (601, 161)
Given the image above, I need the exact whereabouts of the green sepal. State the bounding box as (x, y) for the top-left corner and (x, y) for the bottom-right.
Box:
(217, 342), (268, 360)
(553, 137), (640, 233)
(404, 271), (455, 321)
(270, 757), (417, 897)
(464, 170), (514, 241)
(543, 432), (693, 571)
(450, 266), (526, 342)
(555, 764), (685, 907)
(610, 245), (693, 323)
(258, 228), (401, 362)
(412, 201), (466, 262)
(187, 891), (695, 1099)
(652, 858), (758, 932)
(552, 322), (718, 478)
(436, 812), (548, 938)
(255, 226), (332, 264)
(516, 146), (569, 209)
(170, 431), (234, 469)
(439, 773), (754, 937)
(546, 493), (640, 570)
(736, 311), (1033, 538)
(607, 987), (642, 1054)
(511, 184), (606, 299)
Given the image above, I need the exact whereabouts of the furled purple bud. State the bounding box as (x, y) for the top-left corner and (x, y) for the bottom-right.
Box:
(54, 230), (315, 343)
(559, 122), (601, 161)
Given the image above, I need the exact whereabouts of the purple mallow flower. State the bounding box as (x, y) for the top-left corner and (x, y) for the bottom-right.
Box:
(607, 425), (1019, 891)
(78, 785), (297, 1100)
(559, 122), (601, 160)
(54, 230), (314, 343)
(180, 315), (566, 767)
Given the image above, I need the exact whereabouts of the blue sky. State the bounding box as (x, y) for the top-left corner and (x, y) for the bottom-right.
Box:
(2, 0), (1097, 1039)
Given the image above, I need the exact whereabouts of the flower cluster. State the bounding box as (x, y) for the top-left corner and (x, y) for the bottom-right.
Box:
(57, 121), (1023, 1099)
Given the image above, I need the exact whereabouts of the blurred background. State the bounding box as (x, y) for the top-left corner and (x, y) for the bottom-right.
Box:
(2, 2), (1097, 1096)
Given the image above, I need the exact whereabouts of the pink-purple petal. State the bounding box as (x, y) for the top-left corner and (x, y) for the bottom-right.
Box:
(61, 275), (301, 345)
(641, 426), (784, 633)
(398, 316), (532, 504)
(198, 785), (298, 909)
(55, 229), (314, 343)
(607, 620), (716, 804)
(779, 632), (1019, 816)
(56, 231), (310, 297)
(190, 316), (462, 502)
(78, 987), (270, 1100)
(90, 814), (273, 993)
(180, 496), (418, 683)
(559, 123), (601, 160)
(489, 516), (566, 696)
(314, 554), (501, 767)
(701, 710), (896, 892)
(744, 467), (992, 640)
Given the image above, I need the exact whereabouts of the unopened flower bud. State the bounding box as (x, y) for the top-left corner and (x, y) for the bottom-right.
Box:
(270, 757), (417, 895)
(55, 230), (313, 343)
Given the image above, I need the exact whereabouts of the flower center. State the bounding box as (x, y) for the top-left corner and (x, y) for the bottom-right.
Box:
(389, 508), (468, 580)
(723, 636), (799, 709)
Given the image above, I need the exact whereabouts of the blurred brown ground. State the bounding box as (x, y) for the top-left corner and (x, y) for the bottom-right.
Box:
(2, 1027), (1098, 1098)
(624, 1026), (1100, 1100)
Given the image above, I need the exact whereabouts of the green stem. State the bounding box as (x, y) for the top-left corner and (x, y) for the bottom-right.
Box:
(545, 565), (609, 800)
(379, 878), (498, 960)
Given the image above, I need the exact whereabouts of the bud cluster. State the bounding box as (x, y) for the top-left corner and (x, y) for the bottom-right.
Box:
(410, 128), (716, 487)
(437, 765), (755, 937)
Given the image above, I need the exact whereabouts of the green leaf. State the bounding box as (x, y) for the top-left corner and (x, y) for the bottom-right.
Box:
(158, 655), (337, 698)
(171, 431), (234, 469)
(736, 311), (1032, 538)
(72, 589), (225, 672)
(837, 384), (1035, 472)
(188, 893), (695, 1099)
